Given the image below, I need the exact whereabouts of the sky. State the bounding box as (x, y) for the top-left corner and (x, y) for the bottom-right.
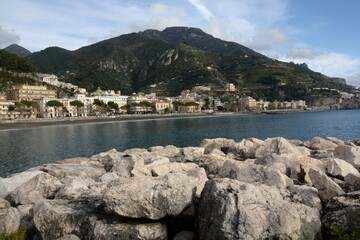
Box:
(0, 0), (359, 86)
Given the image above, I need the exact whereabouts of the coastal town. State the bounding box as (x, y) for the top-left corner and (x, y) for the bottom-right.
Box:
(0, 73), (359, 121)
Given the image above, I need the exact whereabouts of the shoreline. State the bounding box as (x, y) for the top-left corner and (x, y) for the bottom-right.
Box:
(0, 112), (239, 131)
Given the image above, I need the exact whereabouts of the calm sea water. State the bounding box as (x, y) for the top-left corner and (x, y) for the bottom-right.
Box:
(1, 110), (360, 177)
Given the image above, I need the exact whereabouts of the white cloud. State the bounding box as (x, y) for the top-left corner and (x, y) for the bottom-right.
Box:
(281, 49), (360, 86)
(346, 73), (360, 87)
(0, 26), (20, 48)
(240, 29), (288, 51)
(187, 0), (214, 21)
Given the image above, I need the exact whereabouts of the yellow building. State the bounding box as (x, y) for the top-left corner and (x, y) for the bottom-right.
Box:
(154, 100), (170, 113)
(6, 84), (56, 101)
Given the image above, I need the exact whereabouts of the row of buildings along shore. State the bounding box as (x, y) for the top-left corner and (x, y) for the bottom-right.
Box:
(10, 73), (359, 120)
(0, 83), (308, 120)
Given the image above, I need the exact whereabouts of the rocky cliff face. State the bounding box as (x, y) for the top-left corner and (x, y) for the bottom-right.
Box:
(1, 137), (360, 239)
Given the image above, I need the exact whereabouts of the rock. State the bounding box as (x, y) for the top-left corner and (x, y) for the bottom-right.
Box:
(310, 150), (334, 159)
(90, 148), (120, 164)
(322, 191), (360, 238)
(144, 156), (171, 166)
(103, 172), (201, 220)
(6, 173), (63, 205)
(290, 185), (322, 212)
(192, 153), (228, 177)
(55, 178), (106, 201)
(219, 160), (293, 189)
(103, 153), (139, 177)
(173, 231), (195, 240)
(56, 157), (102, 168)
(198, 179), (321, 240)
(131, 159), (151, 177)
(325, 158), (360, 180)
(182, 147), (205, 162)
(208, 148), (226, 157)
(17, 204), (34, 230)
(148, 145), (182, 158)
(0, 170), (42, 198)
(289, 139), (304, 146)
(344, 173), (360, 191)
(99, 172), (120, 183)
(56, 235), (81, 240)
(199, 138), (235, 154)
(0, 198), (10, 209)
(255, 137), (306, 162)
(334, 145), (360, 168)
(308, 168), (345, 202)
(227, 138), (262, 160)
(0, 206), (20, 235)
(84, 215), (167, 240)
(41, 164), (105, 182)
(149, 162), (199, 177)
(33, 199), (99, 239)
(304, 137), (338, 150)
(325, 137), (345, 146)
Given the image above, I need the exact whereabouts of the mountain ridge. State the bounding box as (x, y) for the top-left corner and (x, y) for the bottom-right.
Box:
(26, 26), (354, 100)
(3, 44), (31, 58)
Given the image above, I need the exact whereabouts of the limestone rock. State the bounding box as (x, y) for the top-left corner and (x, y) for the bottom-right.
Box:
(40, 164), (105, 182)
(308, 168), (345, 202)
(344, 173), (360, 191)
(219, 159), (293, 189)
(17, 204), (34, 230)
(55, 178), (106, 201)
(227, 138), (262, 160)
(6, 172), (63, 205)
(322, 191), (360, 238)
(334, 145), (360, 168)
(0, 170), (42, 198)
(0, 198), (10, 209)
(56, 235), (81, 240)
(33, 199), (98, 239)
(131, 159), (151, 177)
(182, 147), (205, 162)
(198, 179), (321, 240)
(173, 231), (195, 240)
(0, 206), (20, 236)
(325, 158), (360, 180)
(84, 215), (167, 240)
(304, 137), (338, 150)
(310, 150), (334, 159)
(56, 157), (102, 168)
(103, 153), (139, 177)
(199, 138), (235, 154)
(290, 185), (322, 212)
(103, 173), (200, 220)
(148, 145), (182, 158)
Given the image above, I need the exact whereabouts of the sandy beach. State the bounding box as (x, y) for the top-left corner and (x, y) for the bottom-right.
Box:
(0, 112), (237, 131)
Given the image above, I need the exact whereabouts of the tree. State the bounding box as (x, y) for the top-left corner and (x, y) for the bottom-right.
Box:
(107, 101), (119, 111)
(139, 101), (155, 113)
(70, 100), (85, 117)
(46, 100), (63, 108)
(8, 105), (15, 112)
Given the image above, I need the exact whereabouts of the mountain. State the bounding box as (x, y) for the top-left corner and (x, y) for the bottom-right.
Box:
(27, 27), (354, 100)
(0, 49), (38, 92)
(3, 44), (31, 58)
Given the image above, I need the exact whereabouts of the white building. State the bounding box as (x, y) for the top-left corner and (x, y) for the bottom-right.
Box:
(35, 97), (74, 118)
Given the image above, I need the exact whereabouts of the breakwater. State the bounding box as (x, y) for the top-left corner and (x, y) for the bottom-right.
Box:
(1, 136), (360, 239)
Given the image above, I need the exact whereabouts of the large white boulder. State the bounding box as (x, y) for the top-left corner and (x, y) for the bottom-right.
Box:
(199, 138), (236, 154)
(0, 170), (42, 198)
(334, 145), (360, 168)
(304, 137), (338, 150)
(197, 179), (321, 240)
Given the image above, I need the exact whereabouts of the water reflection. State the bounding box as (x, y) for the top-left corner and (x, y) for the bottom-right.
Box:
(1, 110), (360, 177)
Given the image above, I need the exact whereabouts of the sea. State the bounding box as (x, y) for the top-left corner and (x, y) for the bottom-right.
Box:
(1, 109), (360, 177)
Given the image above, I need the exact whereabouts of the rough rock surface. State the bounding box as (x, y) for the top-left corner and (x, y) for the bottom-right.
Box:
(198, 178), (321, 240)
(2, 136), (360, 239)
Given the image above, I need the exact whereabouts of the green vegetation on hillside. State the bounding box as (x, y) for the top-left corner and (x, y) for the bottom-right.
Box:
(0, 50), (36, 73)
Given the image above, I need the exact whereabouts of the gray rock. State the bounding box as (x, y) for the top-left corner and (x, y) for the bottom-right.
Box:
(55, 178), (107, 201)
(304, 137), (338, 150)
(103, 153), (139, 177)
(198, 179), (321, 240)
(219, 159), (293, 189)
(290, 185), (322, 212)
(0, 198), (10, 209)
(344, 173), (360, 191)
(310, 150), (334, 159)
(33, 199), (98, 239)
(199, 138), (236, 154)
(308, 168), (345, 202)
(325, 158), (360, 180)
(173, 231), (195, 240)
(0, 170), (42, 198)
(84, 215), (167, 240)
(322, 191), (360, 237)
(56, 235), (81, 240)
(103, 172), (201, 220)
(227, 138), (262, 160)
(334, 145), (360, 168)
(0, 206), (20, 236)
(182, 147), (205, 162)
(6, 173), (63, 205)
(40, 164), (105, 182)
(17, 204), (34, 230)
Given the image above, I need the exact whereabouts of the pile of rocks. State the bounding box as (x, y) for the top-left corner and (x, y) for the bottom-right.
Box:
(1, 136), (360, 239)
